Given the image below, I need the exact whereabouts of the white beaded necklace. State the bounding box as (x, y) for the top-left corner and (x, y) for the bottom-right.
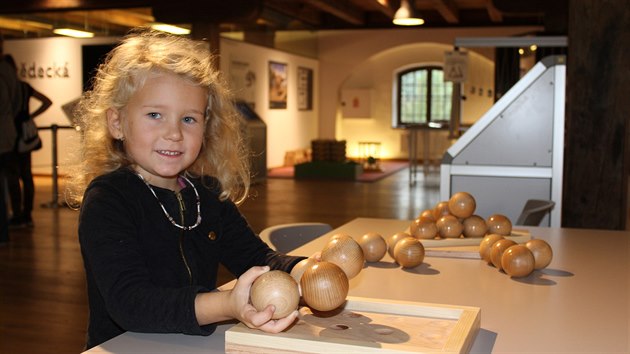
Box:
(135, 172), (202, 230)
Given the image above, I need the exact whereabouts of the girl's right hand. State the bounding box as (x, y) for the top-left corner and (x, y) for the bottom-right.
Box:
(228, 266), (298, 333)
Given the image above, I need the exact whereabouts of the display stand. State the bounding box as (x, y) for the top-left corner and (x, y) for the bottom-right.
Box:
(39, 124), (75, 209)
(440, 56), (566, 227)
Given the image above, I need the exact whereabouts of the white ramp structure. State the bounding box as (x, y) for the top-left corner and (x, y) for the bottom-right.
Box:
(440, 56), (565, 227)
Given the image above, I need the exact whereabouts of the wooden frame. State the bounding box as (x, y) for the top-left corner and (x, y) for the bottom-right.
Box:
(226, 296), (480, 353)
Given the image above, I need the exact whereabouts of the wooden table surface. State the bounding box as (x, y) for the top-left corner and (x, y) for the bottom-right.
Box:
(85, 217), (630, 353)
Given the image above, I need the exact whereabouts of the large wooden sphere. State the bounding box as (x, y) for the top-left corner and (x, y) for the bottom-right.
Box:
(386, 232), (410, 259)
(290, 258), (319, 284)
(490, 239), (517, 270)
(321, 234), (364, 279)
(436, 215), (463, 238)
(479, 234), (504, 263)
(501, 245), (535, 277)
(393, 237), (425, 268)
(448, 192), (476, 218)
(358, 232), (387, 263)
(525, 239), (553, 269)
(462, 215), (488, 238)
(250, 270), (300, 319)
(418, 209), (435, 223)
(410, 219), (438, 240)
(487, 214), (513, 236)
(300, 261), (349, 312)
(433, 201), (451, 220)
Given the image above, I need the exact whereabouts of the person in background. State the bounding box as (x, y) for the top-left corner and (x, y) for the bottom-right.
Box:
(66, 28), (306, 349)
(5, 54), (52, 228)
(0, 41), (20, 243)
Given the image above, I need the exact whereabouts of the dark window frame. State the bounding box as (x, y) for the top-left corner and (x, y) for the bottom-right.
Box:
(395, 65), (452, 127)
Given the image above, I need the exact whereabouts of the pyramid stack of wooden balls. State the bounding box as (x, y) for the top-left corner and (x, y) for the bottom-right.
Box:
(250, 192), (554, 316)
(412, 191), (553, 278)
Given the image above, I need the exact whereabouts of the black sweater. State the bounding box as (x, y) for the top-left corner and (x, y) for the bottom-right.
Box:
(79, 168), (304, 349)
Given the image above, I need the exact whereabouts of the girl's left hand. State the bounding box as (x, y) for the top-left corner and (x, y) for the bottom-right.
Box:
(229, 266), (298, 333)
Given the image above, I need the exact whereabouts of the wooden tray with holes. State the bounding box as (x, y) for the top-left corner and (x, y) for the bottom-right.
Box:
(225, 296), (480, 354)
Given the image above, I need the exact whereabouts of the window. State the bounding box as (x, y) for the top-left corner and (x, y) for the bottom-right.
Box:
(395, 66), (453, 126)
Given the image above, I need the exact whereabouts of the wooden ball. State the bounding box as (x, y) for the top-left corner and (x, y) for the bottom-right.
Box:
(417, 209), (435, 223)
(525, 239), (553, 269)
(393, 237), (425, 268)
(250, 270), (300, 319)
(433, 201), (451, 220)
(410, 219), (438, 240)
(490, 239), (517, 270)
(448, 192), (476, 218)
(501, 245), (535, 277)
(300, 261), (349, 312)
(479, 234), (504, 263)
(436, 215), (463, 238)
(321, 234), (365, 279)
(462, 215), (488, 238)
(358, 232), (387, 263)
(487, 214), (513, 236)
(290, 258), (318, 283)
(386, 232), (410, 259)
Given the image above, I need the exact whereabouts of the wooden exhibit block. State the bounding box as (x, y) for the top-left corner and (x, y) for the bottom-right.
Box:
(225, 296), (480, 353)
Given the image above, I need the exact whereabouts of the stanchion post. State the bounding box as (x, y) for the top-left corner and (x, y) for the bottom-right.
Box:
(42, 124), (60, 209)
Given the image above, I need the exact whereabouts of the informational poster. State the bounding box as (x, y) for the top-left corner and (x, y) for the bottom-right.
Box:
(268, 61), (287, 109)
(297, 66), (313, 111)
(444, 50), (469, 82)
(229, 58), (256, 107)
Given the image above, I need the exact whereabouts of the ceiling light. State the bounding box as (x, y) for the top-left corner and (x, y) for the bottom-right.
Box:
(393, 0), (424, 26)
(150, 23), (190, 35)
(53, 28), (94, 38)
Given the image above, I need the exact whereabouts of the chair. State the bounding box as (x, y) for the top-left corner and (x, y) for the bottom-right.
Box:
(515, 199), (555, 226)
(259, 222), (333, 253)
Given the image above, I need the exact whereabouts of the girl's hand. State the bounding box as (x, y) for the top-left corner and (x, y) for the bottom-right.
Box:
(229, 266), (298, 333)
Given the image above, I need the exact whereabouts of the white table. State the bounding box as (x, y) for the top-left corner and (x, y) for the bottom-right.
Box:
(85, 217), (630, 353)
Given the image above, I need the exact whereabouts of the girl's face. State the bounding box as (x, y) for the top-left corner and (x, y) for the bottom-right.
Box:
(108, 72), (207, 190)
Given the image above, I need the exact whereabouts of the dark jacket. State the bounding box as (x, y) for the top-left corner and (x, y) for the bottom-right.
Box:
(79, 167), (304, 349)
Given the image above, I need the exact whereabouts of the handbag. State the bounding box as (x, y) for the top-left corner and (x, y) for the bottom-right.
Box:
(17, 117), (42, 153)
(15, 82), (42, 153)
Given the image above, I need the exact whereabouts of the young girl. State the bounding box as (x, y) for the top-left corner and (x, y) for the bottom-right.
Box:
(68, 28), (305, 349)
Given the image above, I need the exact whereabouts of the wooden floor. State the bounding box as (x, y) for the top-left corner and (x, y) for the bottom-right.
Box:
(0, 167), (440, 354)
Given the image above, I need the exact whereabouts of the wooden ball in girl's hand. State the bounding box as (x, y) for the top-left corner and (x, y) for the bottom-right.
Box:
(525, 239), (553, 269)
(250, 270), (300, 319)
(479, 234), (504, 263)
(358, 232), (387, 263)
(490, 239), (517, 270)
(462, 215), (488, 238)
(436, 215), (463, 238)
(321, 234), (364, 279)
(501, 245), (535, 277)
(410, 219), (438, 240)
(290, 258), (318, 284)
(448, 192), (476, 218)
(393, 237), (425, 268)
(386, 232), (410, 259)
(486, 214), (512, 236)
(300, 261), (349, 312)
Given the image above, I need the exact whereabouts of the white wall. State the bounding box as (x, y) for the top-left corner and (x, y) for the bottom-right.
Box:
(316, 26), (542, 161)
(219, 39), (319, 168)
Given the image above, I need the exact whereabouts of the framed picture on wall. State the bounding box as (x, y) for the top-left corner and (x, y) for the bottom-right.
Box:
(297, 66), (313, 111)
(268, 61), (287, 109)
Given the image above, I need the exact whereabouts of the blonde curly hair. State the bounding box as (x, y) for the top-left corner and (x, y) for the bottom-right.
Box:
(66, 27), (250, 205)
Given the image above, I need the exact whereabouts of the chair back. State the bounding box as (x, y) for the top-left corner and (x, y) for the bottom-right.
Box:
(515, 199), (555, 226)
(259, 222), (333, 253)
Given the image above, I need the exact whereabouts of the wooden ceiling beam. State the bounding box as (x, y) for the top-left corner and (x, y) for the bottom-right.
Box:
(303, 0), (364, 25)
(0, 0), (150, 14)
(431, 0), (459, 23)
(485, 0), (503, 22)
